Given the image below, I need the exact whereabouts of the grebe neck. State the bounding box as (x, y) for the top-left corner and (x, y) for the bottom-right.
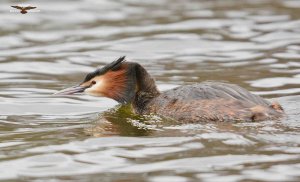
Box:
(127, 63), (160, 113)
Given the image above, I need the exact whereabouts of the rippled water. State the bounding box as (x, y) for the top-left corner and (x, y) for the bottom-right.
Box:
(0, 0), (300, 181)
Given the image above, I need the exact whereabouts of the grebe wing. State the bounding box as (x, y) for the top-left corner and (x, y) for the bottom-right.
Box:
(147, 82), (281, 122)
(160, 82), (270, 106)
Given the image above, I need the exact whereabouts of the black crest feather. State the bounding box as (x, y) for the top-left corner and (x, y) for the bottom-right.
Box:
(83, 56), (126, 82)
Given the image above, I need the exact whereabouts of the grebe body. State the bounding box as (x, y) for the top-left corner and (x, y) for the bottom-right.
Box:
(139, 82), (283, 122)
(55, 57), (283, 122)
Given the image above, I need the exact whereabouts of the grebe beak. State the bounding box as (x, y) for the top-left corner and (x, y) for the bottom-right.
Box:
(54, 85), (87, 95)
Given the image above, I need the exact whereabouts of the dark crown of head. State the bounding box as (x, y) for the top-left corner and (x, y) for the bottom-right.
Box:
(83, 56), (126, 82)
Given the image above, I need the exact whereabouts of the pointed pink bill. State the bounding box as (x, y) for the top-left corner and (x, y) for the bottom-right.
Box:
(53, 85), (87, 95)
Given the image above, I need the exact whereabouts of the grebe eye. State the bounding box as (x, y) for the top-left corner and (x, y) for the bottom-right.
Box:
(91, 80), (96, 85)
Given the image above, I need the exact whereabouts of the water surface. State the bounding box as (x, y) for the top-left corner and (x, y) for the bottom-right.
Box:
(0, 0), (300, 181)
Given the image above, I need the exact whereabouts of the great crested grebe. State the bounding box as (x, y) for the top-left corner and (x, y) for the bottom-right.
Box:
(55, 56), (284, 122)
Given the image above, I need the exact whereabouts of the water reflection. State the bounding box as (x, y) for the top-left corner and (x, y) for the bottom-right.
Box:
(84, 105), (157, 137)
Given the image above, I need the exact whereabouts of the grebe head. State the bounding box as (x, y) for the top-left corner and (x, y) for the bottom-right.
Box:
(55, 56), (159, 104)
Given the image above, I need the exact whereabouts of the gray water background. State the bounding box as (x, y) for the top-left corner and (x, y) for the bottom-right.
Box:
(0, 0), (300, 181)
